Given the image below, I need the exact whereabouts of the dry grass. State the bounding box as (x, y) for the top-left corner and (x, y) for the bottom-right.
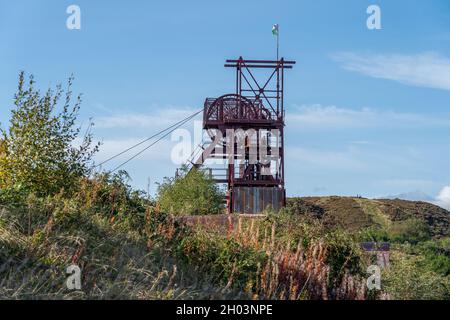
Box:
(0, 206), (239, 300)
(227, 217), (367, 300)
(162, 213), (369, 300)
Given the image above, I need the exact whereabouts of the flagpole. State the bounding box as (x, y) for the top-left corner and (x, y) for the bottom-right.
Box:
(272, 24), (279, 61)
(277, 25), (279, 61)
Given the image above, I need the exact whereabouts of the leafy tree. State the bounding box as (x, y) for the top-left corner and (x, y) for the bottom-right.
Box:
(157, 166), (223, 215)
(0, 72), (99, 196)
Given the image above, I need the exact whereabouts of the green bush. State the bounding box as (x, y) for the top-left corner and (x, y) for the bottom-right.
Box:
(157, 166), (223, 215)
(0, 72), (99, 196)
(77, 170), (150, 228)
(262, 208), (327, 250)
(359, 226), (391, 242)
(0, 184), (30, 207)
(417, 238), (450, 276)
(324, 229), (363, 283)
(383, 253), (450, 300)
(176, 230), (267, 288)
(389, 218), (431, 244)
(0, 170), (150, 236)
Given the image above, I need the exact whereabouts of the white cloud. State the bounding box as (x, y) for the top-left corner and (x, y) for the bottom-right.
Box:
(93, 137), (174, 164)
(287, 104), (450, 130)
(286, 146), (367, 171)
(350, 141), (371, 145)
(332, 52), (450, 91)
(94, 107), (200, 129)
(93, 131), (203, 170)
(376, 179), (439, 191)
(435, 186), (450, 210)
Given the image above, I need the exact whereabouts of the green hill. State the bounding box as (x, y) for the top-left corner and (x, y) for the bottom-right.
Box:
(287, 196), (450, 238)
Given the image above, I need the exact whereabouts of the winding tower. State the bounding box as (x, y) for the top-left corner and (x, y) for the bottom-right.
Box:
(188, 57), (295, 214)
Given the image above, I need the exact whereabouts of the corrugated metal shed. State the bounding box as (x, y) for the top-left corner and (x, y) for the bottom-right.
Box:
(233, 187), (283, 214)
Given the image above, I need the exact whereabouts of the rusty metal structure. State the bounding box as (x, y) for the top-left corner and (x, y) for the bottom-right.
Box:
(187, 57), (295, 214)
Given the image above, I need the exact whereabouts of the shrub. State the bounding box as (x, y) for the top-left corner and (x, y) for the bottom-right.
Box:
(176, 230), (267, 288)
(0, 170), (150, 236)
(383, 252), (450, 300)
(157, 166), (223, 215)
(0, 72), (99, 196)
(262, 208), (327, 250)
(78, 171), (149, 215)
(417, 238), (450, 276)
(324, 229), (363, 283)
(0, 184), (30, 208)
(359, 226), (390, 242)
(389, 218), (431, 244)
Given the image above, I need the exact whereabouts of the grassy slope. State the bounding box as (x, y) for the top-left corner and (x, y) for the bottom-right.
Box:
(0, 205), (237, 299)
(287, 197), (450, 299)
(287, 196), (450, 238)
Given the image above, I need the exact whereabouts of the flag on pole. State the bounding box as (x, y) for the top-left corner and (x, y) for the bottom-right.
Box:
(272, 24), (279, 36)
(272, 24), (279, 60)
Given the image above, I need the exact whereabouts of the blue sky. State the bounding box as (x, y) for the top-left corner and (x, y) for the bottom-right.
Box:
(1, 1), (450, 207)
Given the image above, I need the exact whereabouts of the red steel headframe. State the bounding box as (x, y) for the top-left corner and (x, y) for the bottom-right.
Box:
(194, 57), (295, 213)
(225, 57), (295, 121)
